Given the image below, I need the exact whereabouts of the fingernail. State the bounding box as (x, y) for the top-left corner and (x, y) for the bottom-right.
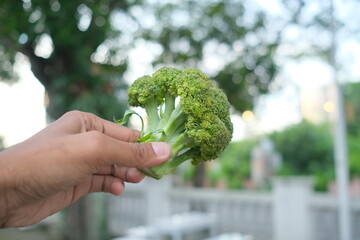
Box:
(151, 142), (171, 158)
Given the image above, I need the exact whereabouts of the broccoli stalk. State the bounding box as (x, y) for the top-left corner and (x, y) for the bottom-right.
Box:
(133, 96), (194, 179)
(117, 67), (233, 180)
(144, 98), (160, 133)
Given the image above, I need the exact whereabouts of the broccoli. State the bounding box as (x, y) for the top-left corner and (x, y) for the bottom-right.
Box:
(117, 67), (233, 179)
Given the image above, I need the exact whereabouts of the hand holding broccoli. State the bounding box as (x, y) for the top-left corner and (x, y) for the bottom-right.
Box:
(0, 111), (170, 228)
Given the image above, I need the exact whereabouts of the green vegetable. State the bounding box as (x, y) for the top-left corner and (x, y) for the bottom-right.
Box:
(117, 67), (233, 179)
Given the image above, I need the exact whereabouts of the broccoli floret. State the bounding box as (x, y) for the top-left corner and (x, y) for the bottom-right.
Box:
(118, 67), (233, 179)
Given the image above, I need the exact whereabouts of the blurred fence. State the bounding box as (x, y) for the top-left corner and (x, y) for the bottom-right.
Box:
(310, 193), (360, 240)
(168, 189), (272, 239)
(107, 177), (360, 240)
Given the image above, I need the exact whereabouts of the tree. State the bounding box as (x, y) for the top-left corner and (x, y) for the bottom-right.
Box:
(0, 0), (131, 120)
(216, 139), (256, 189)
(269, 121), (334, 190)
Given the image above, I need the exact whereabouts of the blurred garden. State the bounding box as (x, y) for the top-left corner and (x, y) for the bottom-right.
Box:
(1, 0), (360, 240)
(208, 81), (360, 192)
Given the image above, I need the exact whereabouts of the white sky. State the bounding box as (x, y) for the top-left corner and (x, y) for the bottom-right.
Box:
(0, 55), (46, 147)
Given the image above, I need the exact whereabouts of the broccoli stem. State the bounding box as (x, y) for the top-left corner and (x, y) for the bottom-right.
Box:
(158, 93), (176, 129)
(138, 126), (196, 179)
(145, 98), (160, 134)
(168, 132), (194, 154)
(164, 92), (176, 119)
(138, 95), (197, 179)
(162, 104), (187, 136)
(138, 148), (197, 179)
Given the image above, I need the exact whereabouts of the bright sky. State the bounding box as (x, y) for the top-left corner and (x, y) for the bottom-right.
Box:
(0, 54), (46, 147)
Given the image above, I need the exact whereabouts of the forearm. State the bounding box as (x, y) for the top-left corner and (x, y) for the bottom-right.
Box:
(0, 150), (11, 228)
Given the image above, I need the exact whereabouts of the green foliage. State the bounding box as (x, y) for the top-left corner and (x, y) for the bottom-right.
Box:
(313, 170), (335, 192)
(348, 132), (360, 178)
(136, 0), (280, 113)
(119, 67), (233, 179)
(344, 82), (360, 136)
(269, 120), (334, 190)
(269, 121), (333, 174)
(343, 82), (360, 181)
(0, 0), (134, 119)
(215, 139), (256, 189)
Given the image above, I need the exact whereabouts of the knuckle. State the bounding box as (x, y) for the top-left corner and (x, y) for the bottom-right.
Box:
(83, 112), (104, 133)
(63, 110), (82, 119)
(63, 111), (104, 133)
(81, 113), (92, 132)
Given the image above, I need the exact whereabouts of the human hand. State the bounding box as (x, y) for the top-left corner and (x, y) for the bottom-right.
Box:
(0, 111), (171, 228)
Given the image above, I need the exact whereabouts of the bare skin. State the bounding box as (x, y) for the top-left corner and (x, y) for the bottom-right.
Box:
(0, 111), (171, 228)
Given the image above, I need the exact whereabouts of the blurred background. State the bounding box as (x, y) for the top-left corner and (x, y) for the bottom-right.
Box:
(0, 0), (360, 239)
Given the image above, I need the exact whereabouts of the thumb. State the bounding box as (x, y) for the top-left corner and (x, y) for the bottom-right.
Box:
(74, 132), (172, 169)
(112, 142), (171, 168)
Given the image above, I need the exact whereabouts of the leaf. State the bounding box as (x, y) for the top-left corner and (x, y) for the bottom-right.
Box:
(137, 129), (165, 143)
(115, 109), (144, 134)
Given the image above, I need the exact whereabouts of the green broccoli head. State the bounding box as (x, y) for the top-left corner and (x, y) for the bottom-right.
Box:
(120, 67), (233, 179)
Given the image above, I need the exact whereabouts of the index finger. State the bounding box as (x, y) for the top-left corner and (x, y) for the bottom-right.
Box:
(100, 118), (141, 142)
(77, 111), (141, 142)
(52, 111), (141, 143)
